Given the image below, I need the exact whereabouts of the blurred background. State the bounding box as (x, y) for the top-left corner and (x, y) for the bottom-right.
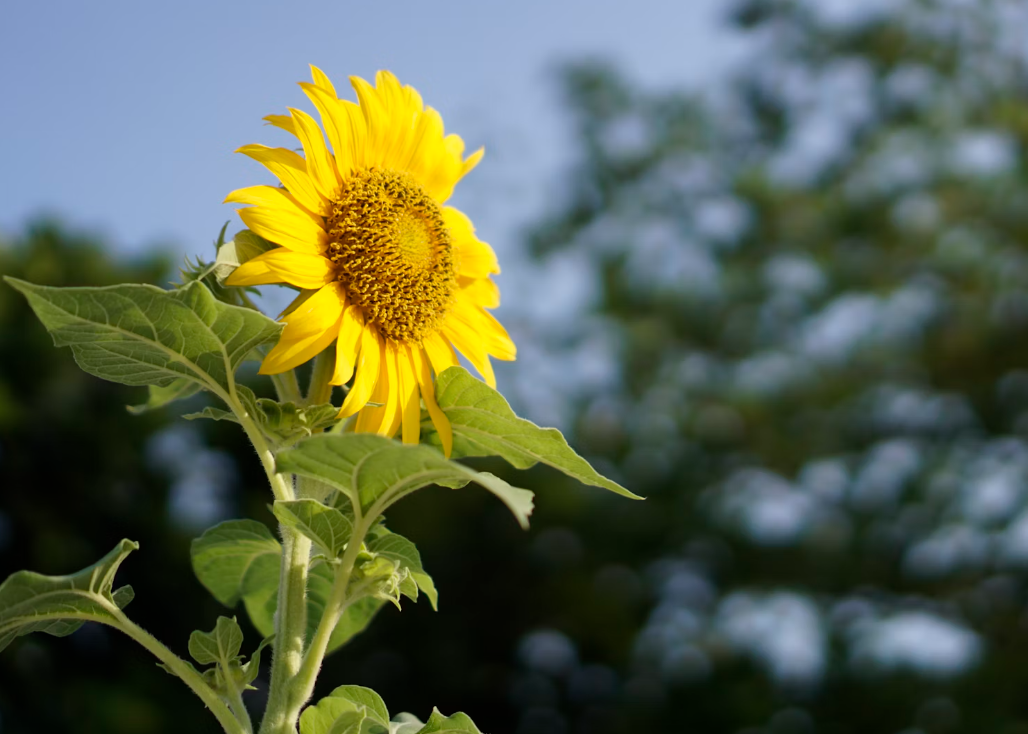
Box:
(4, 0), (1028, 732)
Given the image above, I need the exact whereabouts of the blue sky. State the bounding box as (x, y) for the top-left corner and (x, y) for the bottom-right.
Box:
(0, 0), (742, 260)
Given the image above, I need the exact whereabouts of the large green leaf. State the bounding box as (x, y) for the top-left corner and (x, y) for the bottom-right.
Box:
(127, 378), (203, 414)
(191, 520), (281, 607)
(0, 539), (137, 652)
(192, 520), (381, 654)
(5, 278), (281, 397)
(426, 367), (641, 500)
(276, 434), (535, 528)
(272, 499), (353, 559)
(300, 685), (390, 734)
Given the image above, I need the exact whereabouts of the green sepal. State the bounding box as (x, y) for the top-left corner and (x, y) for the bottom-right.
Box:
(127, 378), (202, 414)
(276, 434), (535, 529)
(5, 278), (281, 397)
(213, 229), (277, 284)
(425, 367), (641, 500)
(0, 539), (138, 652)
(301, 685), (390, 734)
(272, 499), (353, 559)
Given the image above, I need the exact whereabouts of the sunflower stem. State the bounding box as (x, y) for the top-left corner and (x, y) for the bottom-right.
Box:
(271, 370), (303, 405)
(305, 350), (335, 407)
(259, 523), (311, 734)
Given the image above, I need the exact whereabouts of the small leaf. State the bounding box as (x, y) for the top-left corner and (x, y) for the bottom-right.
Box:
(5, 278), (281, 397)
(186, 390), (340, 444)
(272, 499), (353, 558)
(416, 708), (484, 734)
(240, 635), (273, 687)
(300, 685), (390, 734)
(426, 367), (641, 500)
(191, 520), (281, 607)
(390, 714), (426, 734)
(127, 378), (202, 414)
(276, 434), (535, 528)
(367, 532), (438, 610)
(0, 539), (138, 652)
(188, 616), (244, 666)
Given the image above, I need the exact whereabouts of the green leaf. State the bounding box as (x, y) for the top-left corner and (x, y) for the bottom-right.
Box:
(240, 634), (273, 687)
(191, 520), (281, 607)
(389, 714), (426, 734)
(188, 616), (244, 666)
(0, 539), (138, 652)
(272, 499), (353, 558)
(5, 278), (281, 397)
(276, 434), (535, 528)
(416, 709), (483, 734)
(186, 387), (340, 444)
(367, 532), (438, 610)
(301, 685), (390, 734)
(126, 378), (202, 414)
(427, 367), (641, 500)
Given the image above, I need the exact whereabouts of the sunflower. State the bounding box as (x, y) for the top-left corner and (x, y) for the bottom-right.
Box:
(225, 66), (515, 455)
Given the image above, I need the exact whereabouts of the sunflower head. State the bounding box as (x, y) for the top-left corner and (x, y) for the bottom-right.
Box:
(224, 67), (516, 454)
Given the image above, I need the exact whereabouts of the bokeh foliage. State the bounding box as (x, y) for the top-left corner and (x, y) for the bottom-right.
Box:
(6, 0), (1028, 732)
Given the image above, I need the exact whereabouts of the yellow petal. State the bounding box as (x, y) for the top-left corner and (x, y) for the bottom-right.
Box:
(288, 107), (341, 200)
(350, 75), (391, 167)
(299, 82), (355, 177)
(338, 327), (382, 418)
(264, 114), (297, 137)
(422, 330), (458, 376)
(397, 346), (421, 445)
(309, 64), (338, 97)
(237, 207), (328, 257)
(443, 320), (496, 388)
(331, 305), (364, 385)
(259, 283), (347, 374)
(227, 247), (335, 290)
(461, 147), (485, 177)
(225, 185), (319, 220)
(412, 345), (452, 457)
(443, 206), (500, 277)
(458, 276), (500, 308)
(236, 144), (326, 217)
(356, 340), (400, 437)
(451, 299), (516, 361)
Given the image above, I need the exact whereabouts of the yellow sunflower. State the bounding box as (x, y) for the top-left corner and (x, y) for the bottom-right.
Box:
(225, 66), (515, 456)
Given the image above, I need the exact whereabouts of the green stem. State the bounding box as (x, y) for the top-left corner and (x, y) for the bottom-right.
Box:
(271, 370), (303, 404)
(111, 609), (248, 734)
(259, 527), (312, 734)
(305, 350), (335, 406)
(223, 669), (255, 734)
(287, 516), (371, 714)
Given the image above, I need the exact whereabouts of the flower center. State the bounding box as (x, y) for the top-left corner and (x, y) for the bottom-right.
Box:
(326, 169), (456, 344)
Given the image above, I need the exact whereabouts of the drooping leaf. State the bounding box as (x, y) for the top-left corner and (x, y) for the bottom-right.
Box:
(190, 520), (281, 607)
(276, 434), (535, 528)
(426, 367), (641, 500)
(6, 278), (281, 397)
(240, 635), (273, 687)
(367, 532), (438, 610)
(0, 539), (138, 652)
(272, 499), (354, 558)
(188, 616), (244, 666)
(415, 709), (483, 734)
(126, 378), (202, 414)
(300, 685), (390, 734)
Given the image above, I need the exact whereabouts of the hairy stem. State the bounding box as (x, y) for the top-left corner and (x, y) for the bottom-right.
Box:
(305, 350), (335, 406)
(259, 527), (312, 734)
(288, 515), (371, 713)
(111, 609), (248, 734)
(271, 370), (303, 404)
